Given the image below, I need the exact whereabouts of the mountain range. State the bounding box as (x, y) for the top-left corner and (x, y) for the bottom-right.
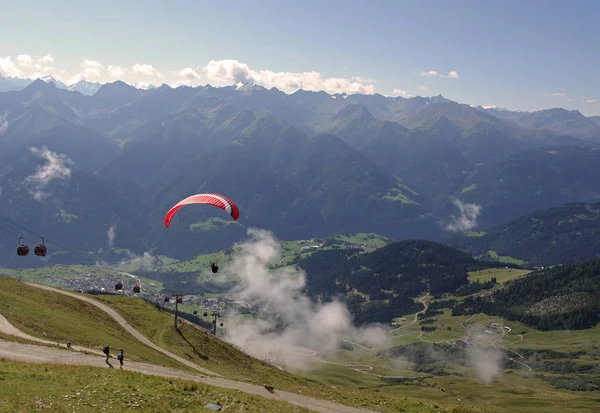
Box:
(445, 202), (600, 267)
(1, 74), (600, 267)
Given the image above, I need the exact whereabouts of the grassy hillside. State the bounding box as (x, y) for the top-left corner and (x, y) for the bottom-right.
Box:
(0, 276), (182, 369)
(0, 360), (311, 413)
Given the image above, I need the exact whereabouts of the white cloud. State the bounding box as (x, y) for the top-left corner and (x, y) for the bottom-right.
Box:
(13, 54), (57, 81)
(132, 63), (161, 77)
(418, 85), (428, 91)
(180, 67), (201, 80)
(17, 54), (34, 67)
(24, 146), (73, 201)
(421, 70), (459, 79)
(445, 198), (482, 232)
(0, 57), (22, 77)
(441, 70), (459, 79)
(201, 59), (376, 94)
(392, 88), (409, 97)
(107, 65), (125, 78)
(107, 224), (116, 249)
(68, 57), (104, 84)
(0, 113), (7, 135)
(551, 92), (566, 97)
(16, 53), (54, 69)
(582, 96), (597, 104)
(169, 67), (203, 87)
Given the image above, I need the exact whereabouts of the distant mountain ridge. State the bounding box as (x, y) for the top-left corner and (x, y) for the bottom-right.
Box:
(445, 202), (600, 267)
(1, 78), (600, 267)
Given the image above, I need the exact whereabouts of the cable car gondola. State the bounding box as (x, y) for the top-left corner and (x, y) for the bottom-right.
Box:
(115, 281), (123, 291)
(176, 296), (183, 304)
(133, 284), (141, 293)
(164, 296), (170, 303)
(17, 237), (29, 256)
(34, 237), (47, 257)
(210, 262), (219, 273)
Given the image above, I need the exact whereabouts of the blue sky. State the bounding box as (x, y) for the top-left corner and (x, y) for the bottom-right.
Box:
(0, 0), (598, 115)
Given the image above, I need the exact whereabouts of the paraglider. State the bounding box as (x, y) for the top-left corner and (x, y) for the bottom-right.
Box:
(164, 193), (240, 228)
(210, 261), (219, 273)
(17, 237), (29, 256)
(34, 237), (47, 257)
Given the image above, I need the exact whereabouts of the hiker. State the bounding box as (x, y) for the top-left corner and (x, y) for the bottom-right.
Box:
(117, 349), (124, 369)
(67, 339), (71, 348)
(103, 345), (113, 368)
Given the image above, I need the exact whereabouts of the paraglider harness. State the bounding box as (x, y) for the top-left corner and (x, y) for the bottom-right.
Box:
(210, 261), (219, 273)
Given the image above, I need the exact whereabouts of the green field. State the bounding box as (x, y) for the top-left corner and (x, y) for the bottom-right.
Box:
(467, 268), (531, 284)
(485, 250), (525, 265)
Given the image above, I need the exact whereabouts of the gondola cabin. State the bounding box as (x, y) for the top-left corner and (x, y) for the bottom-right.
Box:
(210, 263), (219, 273)
(17, 237), (29, 256)
(115, 281), (123, 291)
(176, 297), (183, 304)
(164, 296), (170, 303)
(132, 284), (141, 293)
(34, 237), (47, 257)
(193, 310), (198, 315)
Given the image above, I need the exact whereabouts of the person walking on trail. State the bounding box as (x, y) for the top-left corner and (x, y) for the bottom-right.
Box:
(117, 349), (124, 369)
(103, 345), (113, 368)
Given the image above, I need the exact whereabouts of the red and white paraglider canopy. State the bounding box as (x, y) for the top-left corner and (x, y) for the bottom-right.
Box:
(164, 193), (240, 228)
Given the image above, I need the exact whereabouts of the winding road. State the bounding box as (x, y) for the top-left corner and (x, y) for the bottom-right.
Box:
(389, 294), (429, 336)
(0, 282), (379, 413)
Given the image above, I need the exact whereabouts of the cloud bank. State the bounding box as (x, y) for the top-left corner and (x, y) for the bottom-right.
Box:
(1, 53), (378, 95)
(221, 228), (387, 370)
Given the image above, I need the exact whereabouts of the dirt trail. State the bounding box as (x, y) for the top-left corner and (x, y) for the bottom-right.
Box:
(0, 340), (378, 413)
